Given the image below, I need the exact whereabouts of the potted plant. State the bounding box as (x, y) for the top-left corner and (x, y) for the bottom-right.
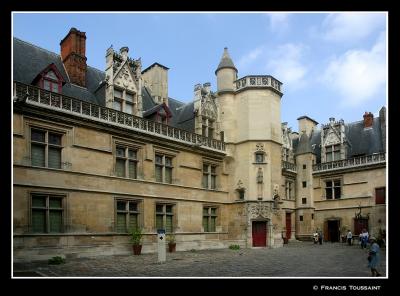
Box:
(167, 233), (176, 253)
(130, 227), (143, 255)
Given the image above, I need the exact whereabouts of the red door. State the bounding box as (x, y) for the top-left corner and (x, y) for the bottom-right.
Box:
(252, 221), (267, 247)
(286, 213), (291, 239)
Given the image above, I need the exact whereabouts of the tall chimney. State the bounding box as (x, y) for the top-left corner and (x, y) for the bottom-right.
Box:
(60, 27), (87, 87)
(363, 111), (374, 128)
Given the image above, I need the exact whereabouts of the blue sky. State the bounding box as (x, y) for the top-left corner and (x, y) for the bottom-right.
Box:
(12, 12), (387, 131)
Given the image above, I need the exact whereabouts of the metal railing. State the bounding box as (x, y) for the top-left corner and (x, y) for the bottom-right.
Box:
(312, 153), (385, 172)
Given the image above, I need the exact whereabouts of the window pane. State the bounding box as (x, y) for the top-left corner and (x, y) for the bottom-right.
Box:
(128, 149), (137, 159)
(334, 187), (341, 199)
(165, 157), (172, 167)
(203, 208), (209, 215)
(32, 210), (46, 232)
(125, 102), (133, 114)
(49, 133), (62, 145)
(49, 211), (62, 232)
(128, 214), (138, 232)
(166, 216), (173, 232)
(155, 155), (163, 164)
(32, 195), (46, 207)
(31, 130), (45, 142)
(156, 205), (163, 213)
(117, 201), (126, 211)
(256, 153), (264, 163)
(49, 198), (62, 209)
(202, 126), (207, 136)
(334, 180), (341, 187)
(210, 208), (216, 215)
(211, 175), (216, 189)
(165, 167), (172, 183)
(155, 165), (162, 182)
(326, 188), (333, 199)
(113, 100), (122, 111)
(116, 213), (126, 232)
(334, 151), (340, 161)
(166, 205), (173, 213)
(211, 166), (216, 174)
(114, 90), (122, 98)
(326, 146), (332, 152)
(129, 202), (137, 212)
(116, 159), (125, 177)
(156, 215), (163, 230)
(44, 80), (51, 91)
(239, 190), (245, 200)
(203, 217), (208, 232)
(202, 174), (208, 188)
(326, 153), (333, 162)
(128, 161), (137, 179)
(48, 147), (61, 169)
(126, 93), (134, 102)
(210, 217), (216, 232)
(203, 165), (209, 172)
(326, 181), (332, 187)
(45, 71), (57, 80)
(31, 144), (45, 167)
(116, 147), (125, 157)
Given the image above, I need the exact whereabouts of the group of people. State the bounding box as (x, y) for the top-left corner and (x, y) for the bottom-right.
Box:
(345, 228), (382, 277)
(312, 229), (323, 245)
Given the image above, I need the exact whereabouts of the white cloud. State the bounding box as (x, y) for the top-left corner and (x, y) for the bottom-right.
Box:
(267, 43), (308, 89)
(237, 46), (264, 70)
(322, 13), (385, 42)
(321, 31), (386, 107)
(268, 13), (290, 33)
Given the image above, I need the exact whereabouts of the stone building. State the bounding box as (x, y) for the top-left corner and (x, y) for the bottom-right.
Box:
(13, 28), (386, 261)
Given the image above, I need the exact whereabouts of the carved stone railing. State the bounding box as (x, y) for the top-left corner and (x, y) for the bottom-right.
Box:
(14, 81), (225, 152)
(282, 161), (297, 173)
(234, 75), (283, 94)
(312, 153), (386, 172)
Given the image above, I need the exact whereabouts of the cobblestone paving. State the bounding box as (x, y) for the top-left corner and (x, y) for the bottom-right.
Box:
(13, 242), (387, 278)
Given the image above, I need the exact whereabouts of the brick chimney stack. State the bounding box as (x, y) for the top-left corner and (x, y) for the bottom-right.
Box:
(363, 111), (374, 128)
(60, 27), (87, 87)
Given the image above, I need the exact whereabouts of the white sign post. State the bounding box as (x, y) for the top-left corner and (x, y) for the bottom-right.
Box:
(157, 229), (166, 263)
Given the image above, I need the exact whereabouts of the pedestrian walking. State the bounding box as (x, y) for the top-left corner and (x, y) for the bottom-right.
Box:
(360, 229), (369, 249)
(368, 237), (382, 277)
(346, 230), (353, 246)
(317, 229), (323, 245)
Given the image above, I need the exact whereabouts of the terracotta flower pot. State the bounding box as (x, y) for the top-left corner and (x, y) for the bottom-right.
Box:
(133, 244), (142, 255)
(168, 243), (176, 253)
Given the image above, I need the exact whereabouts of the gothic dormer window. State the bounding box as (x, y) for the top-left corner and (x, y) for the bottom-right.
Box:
(113, 88), (136, 114)
(32, 63), (64, 94)
(326, 144), (341, 162)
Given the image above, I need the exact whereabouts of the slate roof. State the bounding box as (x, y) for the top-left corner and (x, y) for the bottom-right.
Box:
(292, 116), (385, 163)
(13, 37), (196, 132)
(215, 47), (237, 74)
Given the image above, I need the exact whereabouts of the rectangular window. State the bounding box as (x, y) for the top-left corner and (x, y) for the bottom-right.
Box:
(375, 187), (386, 204)
(202, 164), (217, 189)
(302, 198), (307, 204)
(203, 207), (217, 232)
(113, 89), (135, 114)
(116, 199), (140, 233)
(31, 194), (64, 233)
(255, 152), (264, 163)
(282, 148), (289, 161)
(311, 214), (314, 220)
(285, 180), (294, 199)
(31, 128), (63, 169)
(325, 179), (341, 199)
(303, 164), (306, 169)
(115, 146), (138, 179)
(302, 181), (307, 188)
(238, 190), (245, 200)
(299, 215), (303, 222)
(155, 154), (173, 184)
(326, 144), (341, 162)
(155, 203), (174, 233)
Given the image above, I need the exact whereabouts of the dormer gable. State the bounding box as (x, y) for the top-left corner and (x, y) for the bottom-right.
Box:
(31, 63), (65, 93)
(143, 102), (172, 124)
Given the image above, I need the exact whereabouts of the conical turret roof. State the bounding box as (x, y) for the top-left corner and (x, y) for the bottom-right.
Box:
(215, 47), (237, 74)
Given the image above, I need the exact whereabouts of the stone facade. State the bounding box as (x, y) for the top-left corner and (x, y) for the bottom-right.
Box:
(12, 28), (386, 261)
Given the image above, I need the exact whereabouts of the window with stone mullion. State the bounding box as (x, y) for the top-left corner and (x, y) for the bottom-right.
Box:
(31, 194), (63, 233)
(31, 129), (62, 169)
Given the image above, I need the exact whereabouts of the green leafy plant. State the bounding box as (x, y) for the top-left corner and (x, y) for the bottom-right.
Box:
(130, 228), (143, 245)
(166, 233), (176, 244)
(48, 256), (66, 265)
(229, 244), (240, 250)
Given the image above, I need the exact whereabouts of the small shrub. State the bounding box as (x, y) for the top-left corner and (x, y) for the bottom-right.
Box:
(229, 244), (240, 250)
(48, 256), (66, 265)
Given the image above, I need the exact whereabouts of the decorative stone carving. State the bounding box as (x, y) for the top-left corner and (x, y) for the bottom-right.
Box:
(247, 202), (271, 219)
(256, 143), (264, 152)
